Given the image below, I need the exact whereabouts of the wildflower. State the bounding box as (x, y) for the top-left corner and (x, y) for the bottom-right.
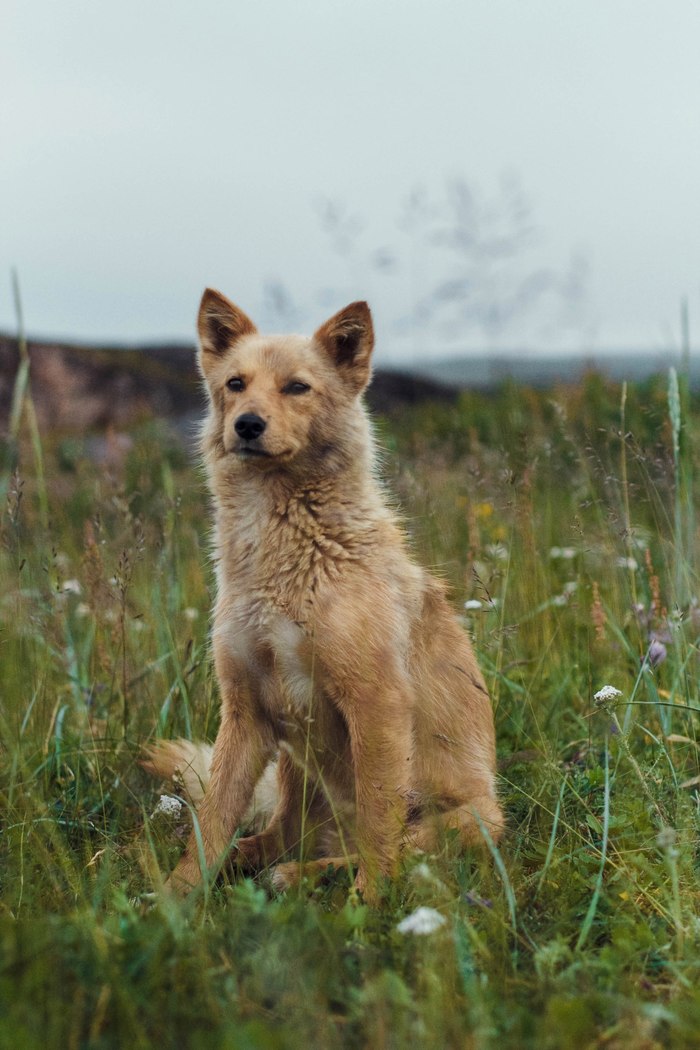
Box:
(616, 557), (638, 571)
(551, 582), (577, 606)
(75, 602), (91, 618)
(464, 599), (483, 611)
(647, 638), (667, 667)
(152, 795), (183, 819)
(411, 862), (434, 882)
(549, 547), (576, 560)
(656, 826), (677, 851)
(396, 907), (447, 935)
(475, 502), (494, 520)
(61, 579), (82, 595)
(410, 862), (448, 892)
(485, 544), (508, 561)
(463, 891), (492, 909)
(593, 685), (623, 710)
(183, 607), (200, 621)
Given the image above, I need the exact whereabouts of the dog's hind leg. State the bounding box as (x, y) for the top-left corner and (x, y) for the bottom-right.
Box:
(231, 751), (328, 871)
(407, 794), (505, 853)
(270, 854), (360, 893)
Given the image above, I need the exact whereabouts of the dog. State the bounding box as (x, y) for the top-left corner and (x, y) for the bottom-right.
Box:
(144, 289), (503, 903)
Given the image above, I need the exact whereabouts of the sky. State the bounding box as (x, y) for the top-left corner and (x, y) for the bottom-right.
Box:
(2, 0), (699, 363)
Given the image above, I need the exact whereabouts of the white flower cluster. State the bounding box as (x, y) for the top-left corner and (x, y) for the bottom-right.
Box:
(463, 598), (501, 612)
(396, 906), (447, 935)
(152, 794), (183, 819)
(593, 685), (622, 703)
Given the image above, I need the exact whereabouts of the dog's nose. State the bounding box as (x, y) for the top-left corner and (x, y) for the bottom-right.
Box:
(235, 413), (267, 441)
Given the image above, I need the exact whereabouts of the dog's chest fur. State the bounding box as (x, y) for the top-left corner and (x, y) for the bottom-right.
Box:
(213, 486), (377, 721)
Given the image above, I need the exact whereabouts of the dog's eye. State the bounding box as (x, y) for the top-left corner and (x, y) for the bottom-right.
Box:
(226, 377), (245, 392)
(283, 381), (311, 395)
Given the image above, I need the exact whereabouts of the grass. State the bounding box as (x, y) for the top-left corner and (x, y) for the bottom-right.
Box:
(1, 369), (700, 1048)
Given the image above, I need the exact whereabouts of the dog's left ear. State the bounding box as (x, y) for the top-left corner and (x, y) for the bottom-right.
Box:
(314, 301), (374, 393)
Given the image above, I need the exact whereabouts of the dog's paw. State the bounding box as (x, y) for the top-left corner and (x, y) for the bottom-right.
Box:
(269, 861), (300, 893)
(163, 854), (202, 897)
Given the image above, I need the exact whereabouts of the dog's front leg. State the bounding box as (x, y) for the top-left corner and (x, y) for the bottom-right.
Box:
(166, 653), (272, 895)
(340, 684), (414, 905)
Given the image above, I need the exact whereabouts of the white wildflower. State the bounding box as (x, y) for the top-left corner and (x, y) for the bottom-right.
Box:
(485, 544), (509, 561)
(61, 579), (82, 595)
(616, 557), (638, 571)
(75, 602), (91, 618)
(464, 599), (483, 611)
(549, 547), (576, 560)
(656, 825), (679, 858)
(563, 581), (578, 594)
(396, 906), (447, 935)
(411, 862), (434, 882)
(183, 607), (200, 621)
(552, 594), (568, 607)
(152, 794), (183, 819)
(410, 862), (448, 892)
(656, 826), (677, 850)
(593, 685), (623, 708)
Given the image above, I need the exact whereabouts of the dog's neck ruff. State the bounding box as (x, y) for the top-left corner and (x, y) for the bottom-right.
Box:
(209, 449), (401, 626)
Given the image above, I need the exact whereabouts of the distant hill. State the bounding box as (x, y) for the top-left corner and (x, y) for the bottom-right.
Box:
(0, 334), (457, 434)
(399, 350), (692, 389)
(0, 332), (691, 435)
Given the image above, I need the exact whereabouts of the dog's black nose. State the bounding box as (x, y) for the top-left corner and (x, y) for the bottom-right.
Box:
(235, 413), (267, 441)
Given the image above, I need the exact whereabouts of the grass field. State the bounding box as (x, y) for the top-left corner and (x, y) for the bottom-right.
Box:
(1, 369), (699, 1048)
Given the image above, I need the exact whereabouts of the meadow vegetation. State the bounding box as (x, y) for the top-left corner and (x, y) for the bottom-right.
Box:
(1, 368), (699, 1048)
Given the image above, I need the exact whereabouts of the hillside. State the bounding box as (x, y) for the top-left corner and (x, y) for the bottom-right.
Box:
(0, 334), (457, 433)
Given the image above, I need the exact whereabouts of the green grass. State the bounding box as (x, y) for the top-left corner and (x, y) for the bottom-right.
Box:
(2, 371), (700, 1048)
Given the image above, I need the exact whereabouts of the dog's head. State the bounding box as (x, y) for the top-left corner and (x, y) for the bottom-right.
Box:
(197, 288), (375, 474)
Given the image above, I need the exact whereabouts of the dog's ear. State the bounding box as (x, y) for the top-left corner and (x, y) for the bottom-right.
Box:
(197, 288), (257, 356)
(314, 301), (374, 393)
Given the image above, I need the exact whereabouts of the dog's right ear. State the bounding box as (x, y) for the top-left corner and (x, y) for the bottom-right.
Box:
(197, 288), (257, 356)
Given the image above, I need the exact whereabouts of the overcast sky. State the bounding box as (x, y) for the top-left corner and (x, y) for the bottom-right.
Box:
(2, 1), (699, 362)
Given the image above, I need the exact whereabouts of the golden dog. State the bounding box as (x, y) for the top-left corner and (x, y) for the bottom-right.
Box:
(145, 289), (503, 903)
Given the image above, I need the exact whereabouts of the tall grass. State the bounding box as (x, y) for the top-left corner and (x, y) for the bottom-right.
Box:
(1, 371), (700, 1048)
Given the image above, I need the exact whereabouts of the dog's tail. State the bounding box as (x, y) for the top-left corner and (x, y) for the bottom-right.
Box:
(141, 739), (213, 804)
(140, 739), (278, 831)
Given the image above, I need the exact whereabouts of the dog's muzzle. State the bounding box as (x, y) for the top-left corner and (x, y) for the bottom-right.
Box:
(235, 413), (267, 441)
